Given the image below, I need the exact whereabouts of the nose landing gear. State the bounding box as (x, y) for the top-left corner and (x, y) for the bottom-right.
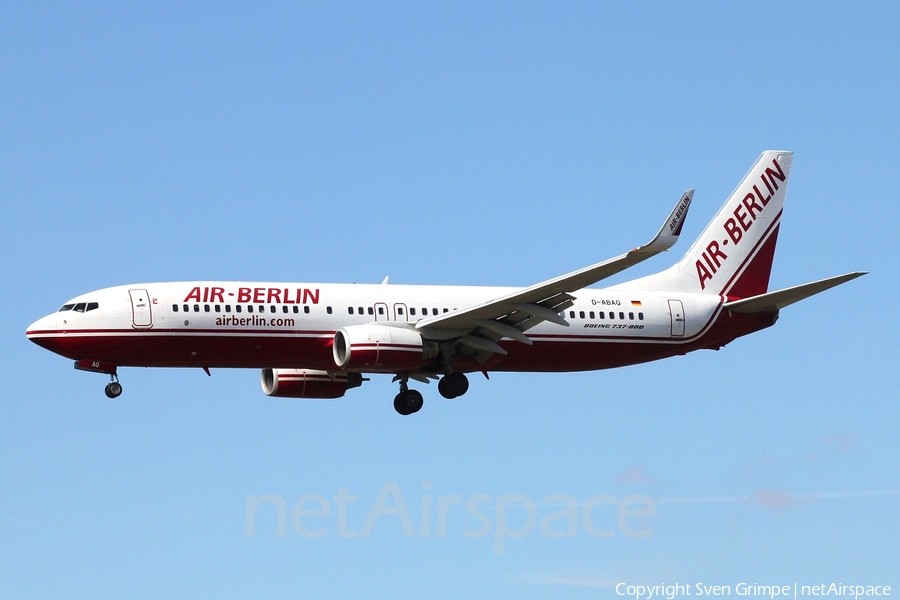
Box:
(74, 360), (122, 398)
(104, 375), (123, 398)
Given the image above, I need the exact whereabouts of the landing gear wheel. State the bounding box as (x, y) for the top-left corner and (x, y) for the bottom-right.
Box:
(393, 390), (423, 415)
(105, 382), (123, 398)
(394, 393), (409, 415)
(405, 389), (423, 414)
(438, 372), (469, 399)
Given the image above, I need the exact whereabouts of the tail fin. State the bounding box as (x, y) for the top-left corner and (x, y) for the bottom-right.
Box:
(617, 151), (793, 297)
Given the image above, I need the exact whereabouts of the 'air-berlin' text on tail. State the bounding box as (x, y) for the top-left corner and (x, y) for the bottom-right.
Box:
(618, 150), (792, 298)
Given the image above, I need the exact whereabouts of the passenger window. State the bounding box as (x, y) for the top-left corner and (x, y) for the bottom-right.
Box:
(569, 311), (575, 318)
(599, 311), (605, 319)
(590, 311), (595, 319)
(74, 303), (86, 312)
(398, 307), (404, 315)
(579, 311), (585, 319)
(619, 312), (625, 319)
(359, 307), (364, 314)
(226, 305), (232, 313)
(248, 305), (254, 313)
(443, 308), (448, 313)
(183, 304), (189, 312)
(172, 304), (179, 312)
(378, 307), (385, 315)
(293, 306), (298, 314)
(193, 304), (200, 312)
(609, 312), (614, 319)
(367, 307), (373, 315)
(638, 312), (644, 320)
(204, 305), (210, 312)
(283, 306), (288, 313)
(348, 307), (354, 315)
(327, 306), (333, 314)
(629, 312), (634, 320)
(215, 305), (221, 313)
(236, 305), (242, 313)
(304, 306), (310, 314)
(433, 308), (439, 315)
(86, 302), (99, 311)
(410, 308), (416, 316)
(58, 304), (75, 312)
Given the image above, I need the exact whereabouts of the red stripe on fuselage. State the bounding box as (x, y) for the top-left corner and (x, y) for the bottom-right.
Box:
(26, 308), (776, 373)
(27, 330), (337, 370)
(476, 309), (777, 372)
(27, 327), (334, 337)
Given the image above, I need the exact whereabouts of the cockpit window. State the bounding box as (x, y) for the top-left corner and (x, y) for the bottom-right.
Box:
(59, 301), (99, 312)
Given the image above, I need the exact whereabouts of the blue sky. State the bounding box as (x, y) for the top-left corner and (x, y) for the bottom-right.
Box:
(2, 2), (898, 597)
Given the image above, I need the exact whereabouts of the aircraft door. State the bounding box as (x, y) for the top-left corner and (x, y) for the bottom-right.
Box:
(393, 303), (408, 321)
(374, 302), (389, 322)
(668, 299), (685, 337)
(129, 289), (153, 328)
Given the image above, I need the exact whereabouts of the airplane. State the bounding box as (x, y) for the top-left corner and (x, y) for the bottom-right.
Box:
(26, 151), (865, 415)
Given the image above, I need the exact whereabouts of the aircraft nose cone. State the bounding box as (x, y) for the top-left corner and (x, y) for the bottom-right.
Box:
(26, 314), (58, 347)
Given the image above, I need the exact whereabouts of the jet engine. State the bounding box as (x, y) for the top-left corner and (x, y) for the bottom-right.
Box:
(260, 368), (363, 399)
(333, 324), (438, 372)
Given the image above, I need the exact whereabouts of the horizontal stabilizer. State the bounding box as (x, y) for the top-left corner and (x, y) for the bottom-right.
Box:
(723, 272), (867, 314)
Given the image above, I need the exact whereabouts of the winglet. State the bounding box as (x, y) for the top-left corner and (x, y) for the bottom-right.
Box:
(638, 190), (693, 254)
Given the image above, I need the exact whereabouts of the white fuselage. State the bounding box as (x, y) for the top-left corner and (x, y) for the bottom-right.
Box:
(27, 280), (759, 375)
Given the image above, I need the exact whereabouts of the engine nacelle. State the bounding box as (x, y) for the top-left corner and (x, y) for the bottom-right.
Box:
(333, 324), (438, 372)
(260, 369), (363, 399)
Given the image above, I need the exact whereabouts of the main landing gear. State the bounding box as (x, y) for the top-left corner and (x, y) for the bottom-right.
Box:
(392, 373), (471, 415)
(104, 375), (123, 399)
(438, 372), (469, 399)
(393, 376), (424, 416)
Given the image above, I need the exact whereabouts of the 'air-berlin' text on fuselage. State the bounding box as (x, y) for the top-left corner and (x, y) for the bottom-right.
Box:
(695, 158), (786, 290)
(183, 286), (321, 304)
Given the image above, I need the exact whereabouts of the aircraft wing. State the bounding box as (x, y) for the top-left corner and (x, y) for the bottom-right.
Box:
(723, 272), (867, 314)
(415, 190), (693, 360)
